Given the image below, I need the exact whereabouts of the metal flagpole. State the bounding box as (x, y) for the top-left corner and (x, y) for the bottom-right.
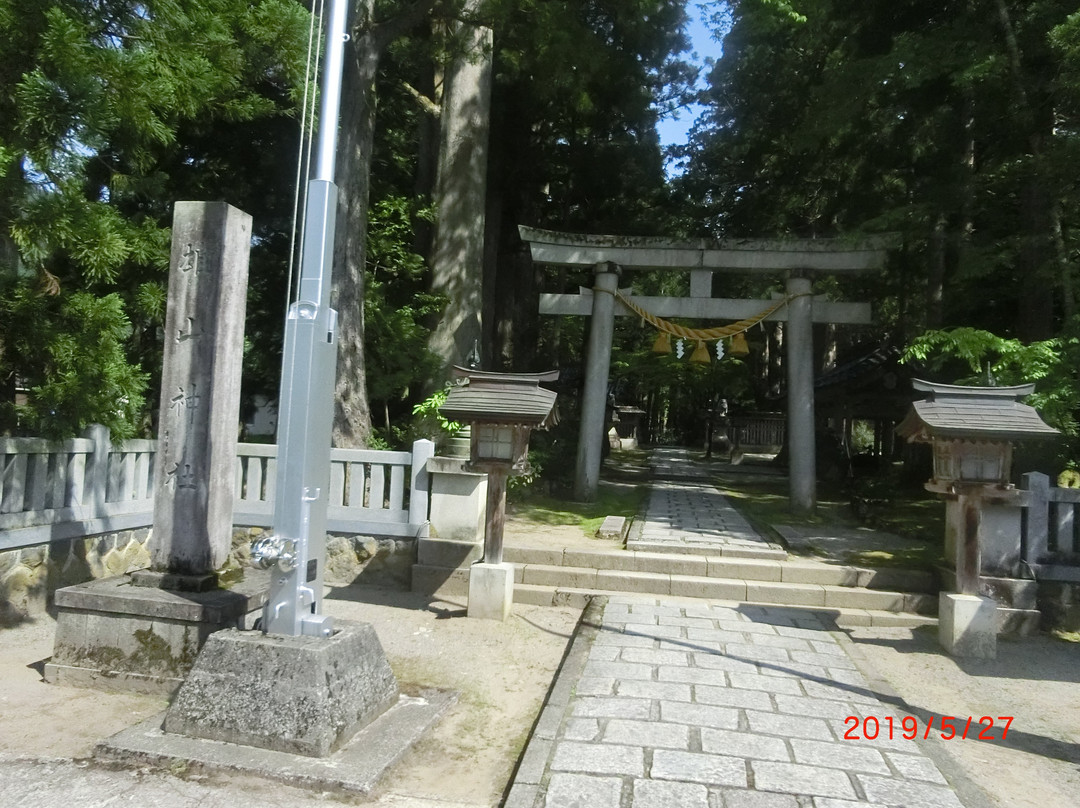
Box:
(251, 0), (350, 637)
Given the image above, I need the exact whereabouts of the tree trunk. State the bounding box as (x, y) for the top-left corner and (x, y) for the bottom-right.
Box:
(411, 51), (440, 260)
(331, 0), (436, 447)
(487, 64), (531, 371)
(1017, 167), (1056, 342)
(994, 0), (1056, 341)
(331, 10), (380, 449)
(926, 213), (946, 329)
(482, 121), (504, 366)
(427, 5), (493, 374)
(1053, 202), (1074, 321)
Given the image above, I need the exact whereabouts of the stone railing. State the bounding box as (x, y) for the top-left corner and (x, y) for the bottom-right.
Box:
(0, 425), (435, 552)
(231, 442), (433, 538)
(1020, 472), (1080, 583)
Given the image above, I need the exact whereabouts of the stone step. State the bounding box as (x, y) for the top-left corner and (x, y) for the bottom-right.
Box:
(513, 583), (938, 629)
(626, 538), (787, 560)
(411, 562), (937, 617)
(514, 563), (936, 614)
(502, 545), (936, 594)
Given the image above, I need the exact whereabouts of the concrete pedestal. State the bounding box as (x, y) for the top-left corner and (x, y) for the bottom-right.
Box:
(981, 575), (1041, 636)
(938, 592), (997, 659)
(44, 571), (268, 694)
(413, 456), (488, 597)
(467, 561), (515, 621)
(427, 456), (487, 541)
(164, 620), (398, 757)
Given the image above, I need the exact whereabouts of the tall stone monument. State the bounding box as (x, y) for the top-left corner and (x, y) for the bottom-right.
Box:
(46, 202), (267, 694)
(144, 201), (251, 584)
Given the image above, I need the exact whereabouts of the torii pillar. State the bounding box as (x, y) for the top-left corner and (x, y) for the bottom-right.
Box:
(576, 264), (620, 500)
(521, 226), (891, 512)
(786, 273), (816, 512)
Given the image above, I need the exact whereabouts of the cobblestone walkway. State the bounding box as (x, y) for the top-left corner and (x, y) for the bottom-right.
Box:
(639, 482), (773, 552)
(648, 446), (714, 481)
(635, 448), (782, 555)
(507, 596), (969, 808)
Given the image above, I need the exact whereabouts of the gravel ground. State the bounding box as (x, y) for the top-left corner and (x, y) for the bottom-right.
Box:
(0, 586), (582, 808)
(2, 544), (1078, 808)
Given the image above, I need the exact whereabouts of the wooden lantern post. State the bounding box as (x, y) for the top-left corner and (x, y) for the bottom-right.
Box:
(440, 368), (559, 619)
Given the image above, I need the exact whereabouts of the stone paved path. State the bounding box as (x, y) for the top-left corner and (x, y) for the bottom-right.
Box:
(635, 448), (782, 555)
(507, 596), (970, 808)
(648, 446), (714, 482)
(640, 482), (772, 552)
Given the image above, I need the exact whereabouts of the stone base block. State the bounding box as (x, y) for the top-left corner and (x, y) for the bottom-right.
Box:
(98, 690), (457, 796)
(164, 620), (398, 757)
(417, 537), (483, 569)
(411, 563), (470, 597)
(427, 457), (487, 542)
(980, 576), (1038, 610)
(996, 606), (1041, 637)
(44, 570), (269, 694)
(1037, 580), (1080, 631)
(130, 569), (219, 592)
(467, 562), (515, 621)
(939, 592), (997, 659)
(595, 515), (628, 542)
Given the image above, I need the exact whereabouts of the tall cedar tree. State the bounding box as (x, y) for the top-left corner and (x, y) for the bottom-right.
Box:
(0, 0), (311, 438)
(677, 0), (1080, 346)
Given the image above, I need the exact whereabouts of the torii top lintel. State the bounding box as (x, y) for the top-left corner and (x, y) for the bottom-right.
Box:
(518, 226), (893, 273)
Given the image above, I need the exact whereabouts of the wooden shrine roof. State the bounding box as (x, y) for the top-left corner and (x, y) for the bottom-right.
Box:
(896, 380), (1058, 442)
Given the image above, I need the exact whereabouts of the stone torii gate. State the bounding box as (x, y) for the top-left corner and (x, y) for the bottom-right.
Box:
(519, 226), (890, 513)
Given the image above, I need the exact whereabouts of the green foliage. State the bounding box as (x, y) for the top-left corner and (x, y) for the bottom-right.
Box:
(361, 192), (448, 445)
(904, 327), (1059, 382)
(509, 479), (648, 538)
(410, 386), (463, 444)
(486, 0), (692, 238)
(507, 450), (544, 494)
(365, 194), (443, 413)
(676, 0), (1080, 347)
(0, 283), (148, 438)
(903, 325), (1080, 439)
(0, 0), (312, 436)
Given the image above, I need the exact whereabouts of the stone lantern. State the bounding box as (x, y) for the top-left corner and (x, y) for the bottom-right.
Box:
(897, 380), (1058, 657)
(440, 367), (558, 619)
(612, 405), (645, 450)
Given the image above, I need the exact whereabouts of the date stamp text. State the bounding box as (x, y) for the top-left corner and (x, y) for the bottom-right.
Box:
(843, 715), (1013, 741)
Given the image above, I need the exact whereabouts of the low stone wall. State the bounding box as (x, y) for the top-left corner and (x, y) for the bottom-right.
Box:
(240, 529), (416, 589)
(0, 529), (152, 626)
(1039, 580), (1080, 631)
(2, 527), (416, 626)
(324, 534), (416, 589)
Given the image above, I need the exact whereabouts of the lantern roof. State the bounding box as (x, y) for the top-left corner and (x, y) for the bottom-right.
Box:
(440, 367), (559, 427)
(896, 379), (1058, 443)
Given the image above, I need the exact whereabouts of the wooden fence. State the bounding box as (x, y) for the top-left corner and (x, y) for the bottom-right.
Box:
(727, 414), (786, 453)
(0, 425), (433, 552)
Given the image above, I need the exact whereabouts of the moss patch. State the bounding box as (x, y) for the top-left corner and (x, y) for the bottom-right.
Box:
(713, 471), (945, 570)
(508, 482), (647, 538)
